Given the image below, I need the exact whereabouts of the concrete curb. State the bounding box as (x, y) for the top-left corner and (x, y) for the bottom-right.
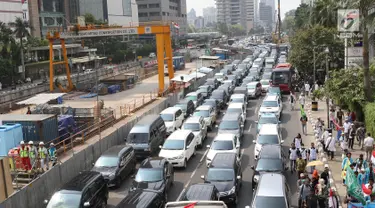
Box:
(305, 102), (343, 208)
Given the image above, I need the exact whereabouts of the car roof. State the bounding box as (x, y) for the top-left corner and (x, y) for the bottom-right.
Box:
(264, 95), (279, 101)
(259, 113), (277, 118)
(259, 124), (279, 135)
(214, 133), (236, 141)
(222, 112), (241, 120)
(185, 116), (202, 123)
(140, 157), (166, 168)
(228, 103), (243, 108)
(260, 79), (270, 82)
(118, 189), (160, 206)
(257, 173), (285, 197)
(168, 130), (193, 140)
(101, 145), (132, 157)
(60, 171), (101, 192)
(184, 184), (216, 200)
(161, 107), (182, 114)
(259, 145), (282, 159)
(248, 82), (258, 85)
(210, 153), (237, 168)
(215, 73), (224, 75)
(187, 92), (199, 96)
(135, 115), (160, 127)
(234, 87), (247, 90)
(231, 94), (245, 98)
(177, 99), (192, 104)
(196, 105), (212, 111)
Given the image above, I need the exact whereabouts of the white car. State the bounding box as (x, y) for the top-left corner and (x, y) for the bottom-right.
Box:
(229, 94), (248, 106)
(260, 79), (270, 93)
(193, 105), (217, 130)
(253, 124), (284, 159)
(182, 116), (208, 148)
(159, 130), (197, 168)
(258, 95), (283, 120)
(206, 134), (240, 167)
(160, 107), (184, 134)
(225, 103), (246, 122)
(214, 73), (225, 83)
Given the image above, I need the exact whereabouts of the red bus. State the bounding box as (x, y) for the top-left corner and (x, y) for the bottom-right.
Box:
(270, 63), (295, 93)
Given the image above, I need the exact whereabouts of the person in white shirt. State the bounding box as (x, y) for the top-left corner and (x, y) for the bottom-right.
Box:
(364, 133), (375, 161)
(300, 143), (307, 161)
(325, 133), (336, 160)
(299, 94), (306, 109)
(343, 119), (351, 141)
(307, 142), (318, 173)
(294, 133), (303, 149)
(289, 143), (299, 173)
(304, 83), (310, 96)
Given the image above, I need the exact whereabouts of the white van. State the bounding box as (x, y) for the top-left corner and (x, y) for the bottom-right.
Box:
(160, 107), (184, 134)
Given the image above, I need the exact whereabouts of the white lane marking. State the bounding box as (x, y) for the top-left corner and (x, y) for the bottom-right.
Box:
(240, 148), (245, 159)
(200, 149), (209, 163)
(248, 123), (253, 132)
(177, 188), (186, 201)
(190, 169), (197, 179)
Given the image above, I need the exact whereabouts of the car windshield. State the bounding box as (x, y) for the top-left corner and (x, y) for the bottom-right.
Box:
(263, 74), (272, 79)
(94, 156), (118, 167)
(262, 101), (278, 107)
(219, 120), (239, 130)
(261, 80), (269, 85)
(215, 74), (224, 79)
(256, 159), (283, 171)
(193, 110), (210, 117)
(247, 84), (256, 89)
(224, 66), (233, 70)
(254, 196), (287, 208)
(227, 108), (242, 114)
(211, 140), (234, 150)
(184, 123), (200, 131)
(160, 113), (174, 121)
(162, 140), (185, 150)
(175, 104), (187, 111)
(259, 116), (278, 124)
(249, 71), (258, 76)
(135, 168), (163, 182)
(204, 100), (215, 106)
(257, 135), (279, 145)
(128, 133), (149, 144)
(187, 95), (197, 101)
(238, 64), (247, 69)
(231, 98), (244, 103)
(206, 169), (234, 182)
(269, 88), (280, 94)
(46, 191), (81, 208)
(206, 80), (215, 85)
(211, 93), (223, 99)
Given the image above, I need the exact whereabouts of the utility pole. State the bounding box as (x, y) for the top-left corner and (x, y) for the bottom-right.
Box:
(277, 0), (281, 43)
(325, 47), (330, 127)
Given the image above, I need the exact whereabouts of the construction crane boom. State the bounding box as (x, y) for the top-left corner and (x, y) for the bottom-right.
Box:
(47, 25), (175, 95)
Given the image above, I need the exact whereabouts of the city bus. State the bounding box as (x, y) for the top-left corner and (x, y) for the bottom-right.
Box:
(270, 63), (295, 93)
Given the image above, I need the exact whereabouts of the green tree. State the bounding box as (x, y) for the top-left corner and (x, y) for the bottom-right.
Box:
(217, 22), (229, 35)
(230, 24), (246, 36)
(187, 24), (196, 33)
(313, 0), (340, 28)
(294, 3), (311, 29)
(8, 17), (30, 79)
(84, 13), (96, 24)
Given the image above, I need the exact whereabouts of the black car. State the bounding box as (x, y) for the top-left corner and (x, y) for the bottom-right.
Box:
(201, 153), (242, 205)
(198, 85), (213, 98)
(116, 189), (165, 208)
(210, 90), (228, 109)
(174, 99), (195, 118)
(180, 183), (220, 201)
(130, 157), (174, 201)
(251, 145), (287, 190)
(45, 171), (108, 208)
(92, 145), (136, 188)
(205, 78), (220, 89)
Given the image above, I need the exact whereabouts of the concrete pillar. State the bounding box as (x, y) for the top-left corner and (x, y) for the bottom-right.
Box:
(58, 49), (62, 61)
(28, 0), (41, 37)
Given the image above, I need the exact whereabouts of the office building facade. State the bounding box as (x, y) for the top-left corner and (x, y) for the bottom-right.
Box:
(203, 7), (217, 26)
(216, 0), (249, 30)
(259, 1), (273, 26)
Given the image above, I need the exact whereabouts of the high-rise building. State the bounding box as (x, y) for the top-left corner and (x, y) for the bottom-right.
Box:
(187, 8), (196, 25)
(216, 0), (248, 29)
(202, 7), (217, 26)
(136, 0), (188, 35)
(263, 0), (275, 23)
(244, 0), (254, 31)
(194, 16), (204, 29)
(259, 1), (273, 26)
(0, 0), (24, 24)
(254, 0), (259, 26)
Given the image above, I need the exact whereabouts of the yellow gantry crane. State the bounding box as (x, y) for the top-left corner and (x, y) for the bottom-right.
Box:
(47, 24), (175, 95)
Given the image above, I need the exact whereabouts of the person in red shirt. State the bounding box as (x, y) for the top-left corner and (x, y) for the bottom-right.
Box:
(350, 111), (356, 122)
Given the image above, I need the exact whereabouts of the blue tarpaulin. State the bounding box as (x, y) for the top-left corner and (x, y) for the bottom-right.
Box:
(108, 85), (121, 94)
(80, 93), (98, 98)
(58, 115), (77, 140)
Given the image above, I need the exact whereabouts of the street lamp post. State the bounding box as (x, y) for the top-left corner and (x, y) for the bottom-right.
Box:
(325, 47), (330, 128)
(313, 47), (316, 86)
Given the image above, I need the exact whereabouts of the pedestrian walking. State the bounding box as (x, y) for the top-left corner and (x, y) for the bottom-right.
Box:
(300, 115), (308, 136)
(307, 142), (318, 173)
(348, 123), (356, 150)
(294, 133), (303, 149)
(48, 143), (57, 167)
(316, 118), (324, 138)
(289, 143), (299, 173)
(38, 142), (48, 171)
(364, 133), (374, 161)
(316, 178), (328, 208)
(343, 119), (351, 141)
(342, 152), (353, 184)
(296, 154), (307, 178)
(356, 125), (366, 150)
(18, 141), (31, 171)
(299, 94), (306, 109)
(304, 82), (310, 97)
(300, 143), (307, 161)
(336, 109), (344, 124)
(366, 163), (374, 184)
(358, 168), (367, 185)
(321, 164), (329, 185)
(26, 106), (31, 114)
(28, 141), (38, 169)
(329, 109), (335, 129)
(289, 91), (295, 110)
(306, 188), (319, 208)
(299, 178), (312, 208)
(325, 133), (336, 160)
(355, 154), (368, 169)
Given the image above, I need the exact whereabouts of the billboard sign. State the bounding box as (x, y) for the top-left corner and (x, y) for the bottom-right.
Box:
(338, 9), (360, 32)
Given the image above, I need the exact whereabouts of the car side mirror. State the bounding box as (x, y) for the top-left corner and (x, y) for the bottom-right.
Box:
(43, 200), (49, 205)
(215, 125), (218, 128)
(124, 137), (127, 142)
(83, 202), (90, 207)
(236, 144), (240, 148)
(201, 175), (205, 180)
(255, 121), (258, 124)
(131, 174), (135, 178)
(281, 140), (284, 144)
(251, 166), (254, 170)
(159, 145), (163, 149)
(237, 175), (242, 180)
(202, 128), (205, 130)
(278, 121), (281, 124)
(206, 145), (211, 148)
(253, 140), (256, 143)
(241, 124), (244, 128)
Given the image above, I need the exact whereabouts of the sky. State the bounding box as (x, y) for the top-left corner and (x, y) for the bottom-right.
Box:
(187, 0), (301, 19)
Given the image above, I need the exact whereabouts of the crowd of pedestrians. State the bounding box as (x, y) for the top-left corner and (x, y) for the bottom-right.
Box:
(18, 140), (57, 172)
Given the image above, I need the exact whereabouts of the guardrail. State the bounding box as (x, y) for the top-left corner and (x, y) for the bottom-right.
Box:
(119, 89), (159, 117)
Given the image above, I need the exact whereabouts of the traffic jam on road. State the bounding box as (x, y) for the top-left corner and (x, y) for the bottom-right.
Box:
(44, 43), (299, 208)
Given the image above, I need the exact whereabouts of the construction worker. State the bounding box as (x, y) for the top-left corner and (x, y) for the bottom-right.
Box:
(48, 143), (57, 167)
(38, 142), (48, 171)
(19, 141), (31, 171)
(28, 141), (38, 169)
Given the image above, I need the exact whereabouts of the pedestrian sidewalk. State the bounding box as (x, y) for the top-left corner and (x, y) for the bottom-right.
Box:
(304, 99), (344, 208)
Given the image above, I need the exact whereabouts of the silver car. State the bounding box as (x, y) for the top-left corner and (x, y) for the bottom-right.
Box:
(182, 116), (208, 148)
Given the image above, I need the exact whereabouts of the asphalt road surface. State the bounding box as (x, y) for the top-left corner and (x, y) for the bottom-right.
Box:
(107, 95), (302, 208)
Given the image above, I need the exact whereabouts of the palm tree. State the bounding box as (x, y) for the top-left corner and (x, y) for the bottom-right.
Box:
(8, 17), (31, 79)
(313, 0), (342, 28)
(341, 0), (375, 102)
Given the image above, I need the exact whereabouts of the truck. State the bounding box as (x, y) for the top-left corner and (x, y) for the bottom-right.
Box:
(172, 56), (185, 71)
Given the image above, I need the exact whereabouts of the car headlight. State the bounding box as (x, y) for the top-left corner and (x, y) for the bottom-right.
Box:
(254, 175), (259, 182)
(171, 154), (184, 160)
(227, 186), (236, 195)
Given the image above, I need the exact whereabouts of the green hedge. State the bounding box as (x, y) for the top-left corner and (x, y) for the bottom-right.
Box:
(365, 103), (375, 136)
